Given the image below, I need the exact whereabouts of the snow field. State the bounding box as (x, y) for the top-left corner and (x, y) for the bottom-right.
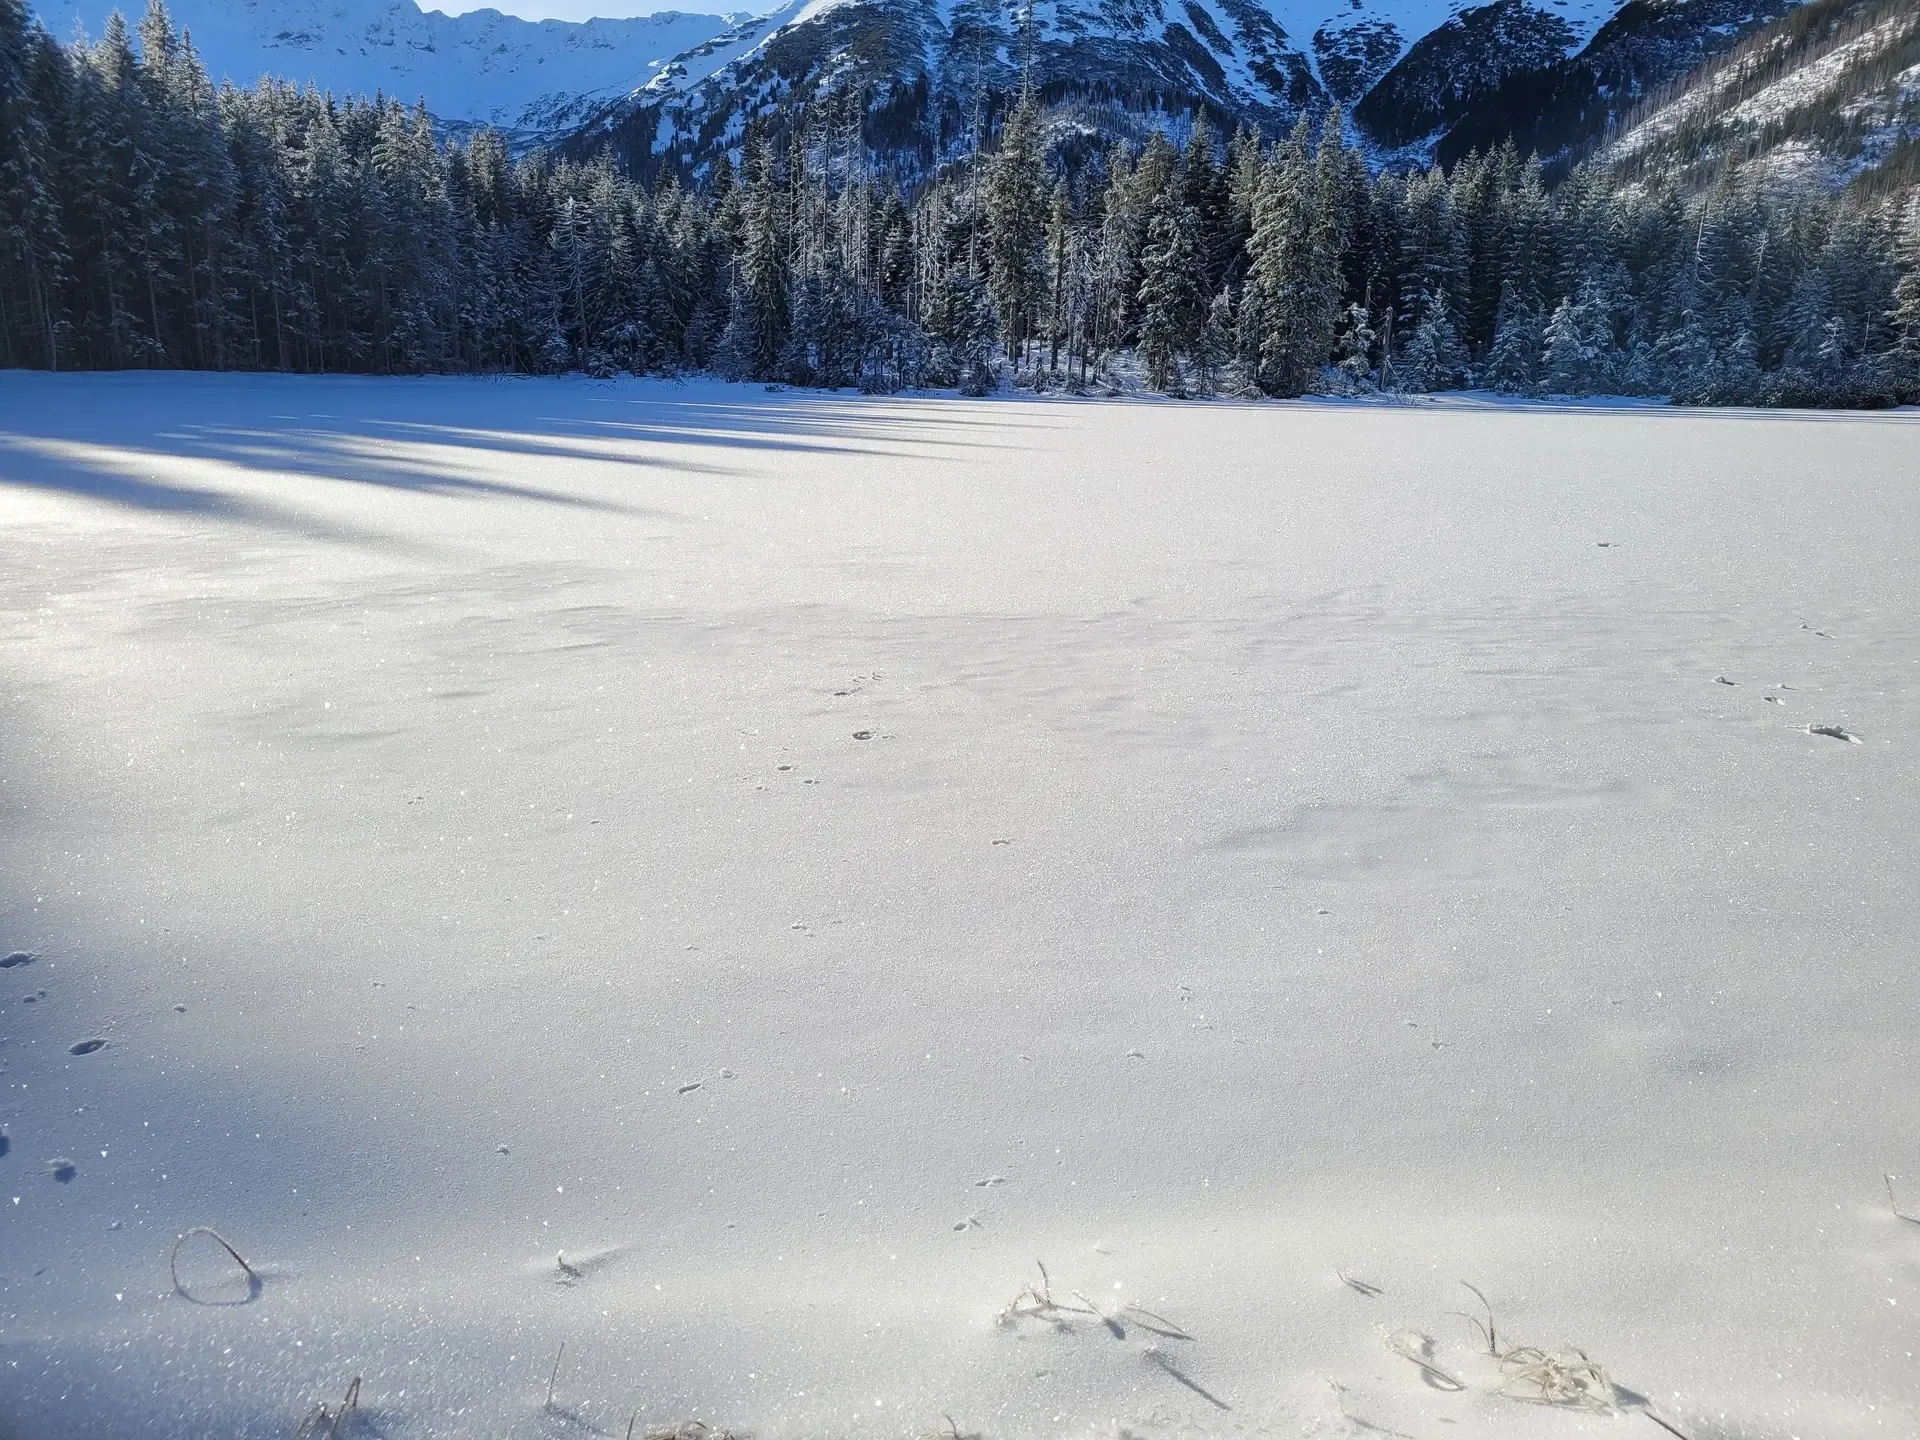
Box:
(0, 374), (1917, 1439)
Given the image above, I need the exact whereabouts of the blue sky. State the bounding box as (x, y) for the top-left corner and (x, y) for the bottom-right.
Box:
(429, 0), (746, 16)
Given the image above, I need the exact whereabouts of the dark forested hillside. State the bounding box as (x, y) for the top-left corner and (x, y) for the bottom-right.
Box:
(2, 0), (1917, 407)
(1432, 0), (1806, 170)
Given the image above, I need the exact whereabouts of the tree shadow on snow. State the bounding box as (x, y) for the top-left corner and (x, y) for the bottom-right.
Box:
(0, 374), (1054, 545)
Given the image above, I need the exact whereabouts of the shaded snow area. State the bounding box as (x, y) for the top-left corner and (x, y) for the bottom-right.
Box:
(2, 374), (1918, 1440)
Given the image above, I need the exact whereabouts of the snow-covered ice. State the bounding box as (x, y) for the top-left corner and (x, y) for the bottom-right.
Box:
(1, 374), (1916, 1439)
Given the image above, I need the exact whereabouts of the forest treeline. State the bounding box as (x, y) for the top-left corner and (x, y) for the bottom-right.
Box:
(3, 0), (1919, 405)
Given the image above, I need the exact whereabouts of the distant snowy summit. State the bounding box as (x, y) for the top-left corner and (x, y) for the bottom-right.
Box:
(33, 0), (752, 137)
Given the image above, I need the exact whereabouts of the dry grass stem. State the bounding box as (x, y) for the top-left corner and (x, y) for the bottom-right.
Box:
(994, 1261), (1097, 1330)
(1451, 1281), (1500, 1356)
(1337, 1270), (1384, 1298)
(291, 1376), (360, 1439)
(170, 1226), (262, 1302)
(546, 1342), (565, 1411)
(1121, 1303), (1194, 1340)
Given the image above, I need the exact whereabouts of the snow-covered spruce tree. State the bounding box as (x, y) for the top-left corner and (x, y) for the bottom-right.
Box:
(0, 0), (67, 368)
(1179, 113), (1231, 297)
(1239, 116), (1341, 397)
(985, 87), (1046, 369)
(934, 270), (997, 395)
(1483, 287), (1542, 395)
(1137, 196), (1206, 392)
(1885, 191), (1920, 403)
(1539, 296), (1591, 395)
(1400, 288), (1467, 392)
(1538, 285), (1619, 396)
(1192, 288), (1234, 396)
(1332, 299), (1376, 392)
(717, 129), (786, 381)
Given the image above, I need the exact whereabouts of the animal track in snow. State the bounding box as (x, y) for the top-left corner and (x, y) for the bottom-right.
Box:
(1, 952), (35, 969)
(69, 1038), (108, 1056)
(48, 1158), (76, 1183)
(1807, 724), (1861, 743)
(0, 1130), (9, 1157)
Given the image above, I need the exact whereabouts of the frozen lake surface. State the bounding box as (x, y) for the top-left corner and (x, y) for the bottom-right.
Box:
(1, 374), (1916, 1439)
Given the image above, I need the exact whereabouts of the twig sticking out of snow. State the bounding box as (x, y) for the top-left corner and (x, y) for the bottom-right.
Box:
(546, 1342), (565, 1411)
(291, 1376), (360, 1440)
(1888, 1174), (1920, 1225)
(169, 1226), (262, 1303)
(919, 1414), (978, 1440)
(1338, 1269), (1384, 1297)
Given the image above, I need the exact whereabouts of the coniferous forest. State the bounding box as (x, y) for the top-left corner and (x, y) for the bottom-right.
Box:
(4, 0), (1920, 405)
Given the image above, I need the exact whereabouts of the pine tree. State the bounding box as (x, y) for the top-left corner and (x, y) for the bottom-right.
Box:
(984, 87), (1045, 368)
(0, 0), (66, 367)
(1483, 286), (1542, 395)
(1887, 191), (1920, 401)
(1402, 288), (1466, 391)
(1137, 196), (1205, 392)
(718, 129), (785, 380)
(1240, 117), (1340, 397)
(1333, 300), (1376, 392)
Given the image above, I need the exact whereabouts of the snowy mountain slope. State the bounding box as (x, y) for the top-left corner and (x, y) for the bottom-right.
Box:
(33, 0), (746, 135)
(1592, 0), (1920, 191)
(568, 0), (1783, 177)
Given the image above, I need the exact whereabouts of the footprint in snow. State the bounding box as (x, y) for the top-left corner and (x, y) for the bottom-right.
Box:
(853, 731), (873, 741)
(1, 951), (36, 969)
(48, 1158), (76, 1183)
(21, 990), (47, 1004)
(69, 1038), (108, 1056)
(1808, 724), (1861, 743)
(0, 1131), (9, 1157)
